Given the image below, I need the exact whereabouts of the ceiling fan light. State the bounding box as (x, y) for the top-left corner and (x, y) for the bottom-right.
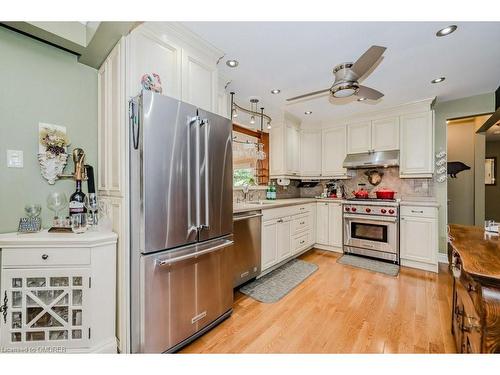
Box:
(331, 82), (359, 98)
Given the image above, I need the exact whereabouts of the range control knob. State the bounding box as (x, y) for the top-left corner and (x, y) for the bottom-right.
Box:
(365, 208), (371, 213)
(351, 207), (357, 212)
(381, 209), (387, 214)
(345, 207), (350, 212)
(388, 209), (395, 215)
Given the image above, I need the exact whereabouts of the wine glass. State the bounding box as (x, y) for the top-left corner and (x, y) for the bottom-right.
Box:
(46, 192), (68, 227)
(24, 204), (42, 218)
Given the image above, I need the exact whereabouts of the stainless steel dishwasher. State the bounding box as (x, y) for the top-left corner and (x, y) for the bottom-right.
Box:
(232, 210), (262, 287)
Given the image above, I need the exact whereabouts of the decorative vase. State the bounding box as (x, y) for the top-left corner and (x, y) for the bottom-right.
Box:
(38, 152), (68, 185)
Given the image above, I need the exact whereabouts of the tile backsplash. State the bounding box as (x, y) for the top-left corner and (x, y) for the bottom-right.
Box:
(233, 167), (435, 202)
(341, 167), (435, 199)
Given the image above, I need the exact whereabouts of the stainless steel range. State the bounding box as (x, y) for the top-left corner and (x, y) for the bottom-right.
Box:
(343, 199), (399, 263)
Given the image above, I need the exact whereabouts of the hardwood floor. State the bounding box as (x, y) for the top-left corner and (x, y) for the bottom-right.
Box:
(181, 249), (456, 353)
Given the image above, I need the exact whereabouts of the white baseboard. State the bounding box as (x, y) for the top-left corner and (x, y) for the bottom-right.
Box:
(437, 252), (449, 264)
(314, 243), (343, 253)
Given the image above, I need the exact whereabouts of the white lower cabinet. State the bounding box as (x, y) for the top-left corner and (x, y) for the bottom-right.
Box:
(0, 231), (118, 352)
(277, 218), (292, 261)
(261, 204), (315, 273)
(400, 205), (438, 273)
(316, 201), (343, 251)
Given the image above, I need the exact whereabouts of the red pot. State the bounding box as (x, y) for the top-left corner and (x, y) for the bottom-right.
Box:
(352, 188), (369, 199)
(375, 188), (396, 200)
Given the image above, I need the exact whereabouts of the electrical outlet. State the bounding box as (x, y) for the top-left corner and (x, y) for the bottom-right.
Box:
(7, 150), (24, 168)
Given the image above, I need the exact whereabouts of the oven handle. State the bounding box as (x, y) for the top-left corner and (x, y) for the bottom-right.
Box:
(343, 214), (398, 223)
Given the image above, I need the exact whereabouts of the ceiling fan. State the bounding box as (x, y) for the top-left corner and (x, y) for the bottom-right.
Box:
(286, 45), (386, 102)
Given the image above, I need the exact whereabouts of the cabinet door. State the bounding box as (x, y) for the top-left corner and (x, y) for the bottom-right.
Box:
(181, 49), (217, 113)
(97, 62), (108, 192)
(328, 203), (343, 248)
(322, 126), (347, 176)
(285, 124), (300, 175)
(262, 220), (278, 271)
(400, 112), (434, 177)
(277, 219), (292, 261)
(372, 117), (399, 151)
(270, 125), (284, 176)
(300, 129), (322, 176)
(316, 202), (329, 245)
(400, 216), (437, 264)
(347, 121), (371, 154)
(0, 268), (91, 349)
(321, 126), (347, 176)
(128, 27), (182, 98)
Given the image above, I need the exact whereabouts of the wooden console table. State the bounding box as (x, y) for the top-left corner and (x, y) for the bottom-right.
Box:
(448, 224), (500, 353)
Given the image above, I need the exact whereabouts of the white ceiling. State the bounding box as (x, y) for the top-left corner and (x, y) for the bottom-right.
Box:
(182, 22), (500, 129)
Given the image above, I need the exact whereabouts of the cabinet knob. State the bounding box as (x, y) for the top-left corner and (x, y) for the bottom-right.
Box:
(41, 254), (49, 260)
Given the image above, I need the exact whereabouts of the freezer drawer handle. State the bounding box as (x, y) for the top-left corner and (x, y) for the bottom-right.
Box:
(191, 311), (207, 324)
(233, 213), (263, 222)
(155, 240), (234, 267)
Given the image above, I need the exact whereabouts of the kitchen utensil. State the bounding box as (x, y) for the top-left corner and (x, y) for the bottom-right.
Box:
(375, 188), (396, 200)
(353, 188), (369, 199)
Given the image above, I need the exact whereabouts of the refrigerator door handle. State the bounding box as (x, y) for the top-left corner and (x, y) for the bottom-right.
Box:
(200, 118), (210, 230)
(129, 100), (140, 150)
(155, 239), (234, 267)
(189, 116), (201, 232)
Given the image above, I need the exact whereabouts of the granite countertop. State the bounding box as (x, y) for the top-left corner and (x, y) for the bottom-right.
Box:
(233, 198), (318, 213)
(399, 198), (440, 208)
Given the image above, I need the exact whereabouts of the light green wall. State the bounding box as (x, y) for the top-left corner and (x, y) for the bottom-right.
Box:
(434, 93), (495, 253)
(0, 27), (97, 233)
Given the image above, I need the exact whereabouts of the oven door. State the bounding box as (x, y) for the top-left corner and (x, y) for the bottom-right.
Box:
(343, 214), (398, 255)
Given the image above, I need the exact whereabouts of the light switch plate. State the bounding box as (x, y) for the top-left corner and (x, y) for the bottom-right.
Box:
(7, 150), (24, 168)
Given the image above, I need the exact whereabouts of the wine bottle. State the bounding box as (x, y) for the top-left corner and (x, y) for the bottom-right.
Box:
(69, 163), (87, 217)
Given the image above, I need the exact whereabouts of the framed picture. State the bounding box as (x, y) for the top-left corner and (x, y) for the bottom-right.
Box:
(485, 157), (496, 185)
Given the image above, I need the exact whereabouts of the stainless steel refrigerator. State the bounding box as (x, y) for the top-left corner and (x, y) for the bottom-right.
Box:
(129, 91), (234, 353)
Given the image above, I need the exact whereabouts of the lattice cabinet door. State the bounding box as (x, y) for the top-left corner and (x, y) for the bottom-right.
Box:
(0, 268), (91, 349)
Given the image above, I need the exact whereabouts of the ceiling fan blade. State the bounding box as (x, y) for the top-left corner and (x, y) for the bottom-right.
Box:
(356, 85), (384, 100)
(351, 45), (386, 78)
(286, 88), (330, 101)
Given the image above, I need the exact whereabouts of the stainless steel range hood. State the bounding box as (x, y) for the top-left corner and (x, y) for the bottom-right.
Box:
(343, 150), (399, 169)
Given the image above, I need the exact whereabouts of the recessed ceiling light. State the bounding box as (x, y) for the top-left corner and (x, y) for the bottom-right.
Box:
(357, 97), (367, 101)
(436, 25), (457, 37)
(431, 77), (446, 84)
(304, 111), (312, 115)
(271, 89), (281, 94)
(226, 59), (239, 68)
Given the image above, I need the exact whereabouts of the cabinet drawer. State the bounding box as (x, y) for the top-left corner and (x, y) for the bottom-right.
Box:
(400, 205), (437, 218)
(2, 247), (91, 267)
(292, 214), (311, 234)
(290, 204), (312, 216)
(292, 231), (311, 253)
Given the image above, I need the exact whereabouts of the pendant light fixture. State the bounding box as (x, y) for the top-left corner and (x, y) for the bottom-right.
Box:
(230, 92), (272, 130)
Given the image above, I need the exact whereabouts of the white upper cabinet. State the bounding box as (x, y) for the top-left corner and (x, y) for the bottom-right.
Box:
(98, 38), (126, 197)
(128, 27), (182, 99)
(181, 48), (217, 113)
(371, 117), (399, 151)
(300, 129), (322, 176)
(399, 111), (434, 177)
(347, 121), (371, 154)
(322, 125), (347, 177)
(270, 114), (301, 177)
(347, 117), (399, 154)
